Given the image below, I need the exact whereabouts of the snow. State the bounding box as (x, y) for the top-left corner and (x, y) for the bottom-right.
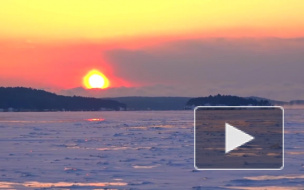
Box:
(0, 110), (303, 189)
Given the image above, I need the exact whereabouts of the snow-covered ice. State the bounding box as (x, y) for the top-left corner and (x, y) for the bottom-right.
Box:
(0, 110), (303, 189)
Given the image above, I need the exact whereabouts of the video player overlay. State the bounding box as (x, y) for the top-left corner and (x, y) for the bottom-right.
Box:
(194, 106), (283, 170)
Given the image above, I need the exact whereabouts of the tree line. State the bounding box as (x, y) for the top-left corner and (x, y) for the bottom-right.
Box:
(0, 87), (126, 111)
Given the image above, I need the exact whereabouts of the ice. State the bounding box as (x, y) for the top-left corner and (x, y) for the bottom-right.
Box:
(0, 110), (303, 189)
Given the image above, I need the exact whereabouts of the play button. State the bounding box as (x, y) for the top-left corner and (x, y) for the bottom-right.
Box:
(225, 123), (254, 154)
(194, 106), (284, 170)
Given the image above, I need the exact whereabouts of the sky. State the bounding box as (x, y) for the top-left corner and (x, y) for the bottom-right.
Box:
(0, 0), (304, 101)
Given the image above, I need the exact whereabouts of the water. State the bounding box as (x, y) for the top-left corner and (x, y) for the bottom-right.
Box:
(0, 110), (303, 189)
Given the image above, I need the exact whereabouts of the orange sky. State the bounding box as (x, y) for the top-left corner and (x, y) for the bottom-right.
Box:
(0, 0), (304, 90)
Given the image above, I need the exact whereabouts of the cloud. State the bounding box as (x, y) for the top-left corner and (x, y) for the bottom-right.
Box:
(97, 38), (304, 101)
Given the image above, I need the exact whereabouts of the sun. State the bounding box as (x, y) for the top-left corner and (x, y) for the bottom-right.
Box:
(83, 69), (110, 89)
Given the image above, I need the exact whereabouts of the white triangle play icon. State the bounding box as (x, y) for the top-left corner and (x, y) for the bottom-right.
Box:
(225, 123), (254, 154)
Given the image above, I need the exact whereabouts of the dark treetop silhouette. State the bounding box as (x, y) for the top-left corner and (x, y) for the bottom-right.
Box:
(0, 87), (126, 111)
(186, 94), (271, 107)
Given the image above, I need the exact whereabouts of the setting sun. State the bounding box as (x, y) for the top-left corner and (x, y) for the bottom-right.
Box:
(83, 70), (110, 89)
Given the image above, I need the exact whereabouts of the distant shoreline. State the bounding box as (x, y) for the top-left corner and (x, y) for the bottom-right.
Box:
(1, 87), (303, 112)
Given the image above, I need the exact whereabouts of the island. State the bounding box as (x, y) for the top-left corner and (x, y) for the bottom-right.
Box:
(0, 87), (126, 111)
(185, 94), (271, 109)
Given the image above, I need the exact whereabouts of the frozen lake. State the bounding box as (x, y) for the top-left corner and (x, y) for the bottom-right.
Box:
(0, 110), (303, 189)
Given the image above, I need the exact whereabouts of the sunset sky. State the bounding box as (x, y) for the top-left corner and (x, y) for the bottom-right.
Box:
(0, 0), (304, 100)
